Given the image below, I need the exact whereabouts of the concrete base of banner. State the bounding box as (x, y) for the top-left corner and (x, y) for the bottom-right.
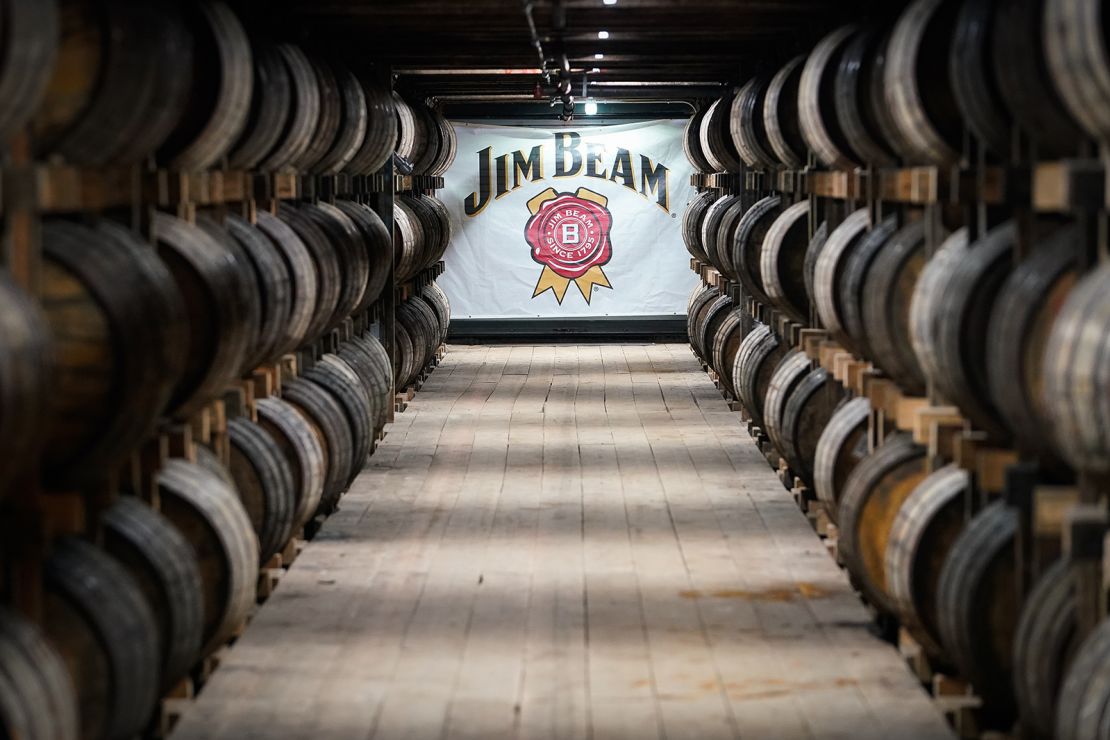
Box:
(448, 316), (686, 344)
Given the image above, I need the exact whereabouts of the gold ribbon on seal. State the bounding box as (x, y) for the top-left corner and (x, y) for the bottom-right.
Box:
(528, 187), (613, 304)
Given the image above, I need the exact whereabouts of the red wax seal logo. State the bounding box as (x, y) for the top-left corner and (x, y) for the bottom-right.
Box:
(524, 187), (614, 304)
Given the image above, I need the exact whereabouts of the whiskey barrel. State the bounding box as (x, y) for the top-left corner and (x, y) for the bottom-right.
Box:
(835, 25), (897, 167)
(277, 203), (341, 342)
(41, 219), (187, 485)
(158, 1), (252, 171)
(343, 334), (394, 431)
(700, 93), (742, 173)
(289, 54), (341, 173)
(760, 200), (812, 323)
(998, 0), (1084, 158)
(0, 0), (57, 142)
(837, 215), (898, 361)
(861, 220), (931, 395)
(393, 197), (424, 283)
(0, 276), (51, 497)
(157, 458), (258, 658)
(400, 296), (442, 381)
(334, 200), (393, 312)
(313, 61), (368, 175)
(837, 433), (929, 615)
(43, 537), (160, 740)
(687, 285), (720, 362)
(987, 226), (1079, 457)
(696, 295), (735, 376)
(730, 195), (783, 307)
(282, 376), (352, 514)
(101, 497), (204, 691)
(730, 75), (778, 169)
(344, 80), (398, 176)
(1045, 0), (1110, 146)
(936, 500), (1019, 729)
(409, 100), (442, 175)
(813, 396), (870, 522)
(193, 443), (236, 488)
(227, 417), (296, 564)
(763, 56), (807, 168)
(223, 213), (293, 368)
(195, 214), (263, 376)
(257, 43), (319, 172)
(682, 190), (718, 264)
(1013, 558), (1079, 739)
(255, 397), (326, 532)
(1043, 261), (1110, 473)
(426, 106), (458, 177)
(683, 106), (715, 173)
(733, 324), (788, 430)
(799, 25), (862, 170)
(255, 209), (318, 355)
(400, 194), (449, 276)
(812, 208), (870, 351)
(393, 93), (418, 165)
(763, 351), (812, 473)
(712, 195), (752, 281)
(867, 27), (913, 162)
(228, 39), (291, 170)
(154, 211), (252, 417)
(303, 355), (374, 486)
(421, 282), (452, 345)
(949, 0), (1010, 157)
(303, 202), (370, 329)
(885, 463), (969, 664)
(930, 221), (1016, 442)
(909, 228), (969, 397)
(780, 367), (846, 489)
(884, 0), (963, 166)
(803, 220), (829, 309)
(0, 607), (78, 740)
(711, 308), (751, 400)
(1054, 617), (1110, 740)
(395, 318), (415, 389)
(700, 194), (742, 275)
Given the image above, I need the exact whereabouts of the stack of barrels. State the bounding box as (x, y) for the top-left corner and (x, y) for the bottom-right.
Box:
(0, 1), (455, 739)
(685, 0), (1110, 737)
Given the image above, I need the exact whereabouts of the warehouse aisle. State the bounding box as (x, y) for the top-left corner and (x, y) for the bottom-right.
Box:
(172, 344), (950, 740)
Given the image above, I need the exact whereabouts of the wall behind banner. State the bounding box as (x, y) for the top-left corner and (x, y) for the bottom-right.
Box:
(439, 120), (698, 320)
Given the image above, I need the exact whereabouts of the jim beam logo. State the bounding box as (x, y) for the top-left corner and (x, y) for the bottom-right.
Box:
(524, 187), (613, 304)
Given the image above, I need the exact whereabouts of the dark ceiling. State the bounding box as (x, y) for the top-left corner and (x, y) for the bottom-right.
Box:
(248, 0), (899, 114)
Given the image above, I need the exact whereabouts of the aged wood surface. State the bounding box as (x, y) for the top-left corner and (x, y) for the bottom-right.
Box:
(172, 344), (950, 740)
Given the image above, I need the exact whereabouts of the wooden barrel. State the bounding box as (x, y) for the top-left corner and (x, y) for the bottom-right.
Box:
(282, 376), (352, 514)
(837, 432), (929, 615)
(393, 197), (424, 283)
(936, 500), (1019, 729)
(0, 275), (51, 497)
(43, 537), (160, 740)
(683, 106), (715, 173)
(837, 215), (898, 362)
(395, 318), (415, 389)
(426, 106), (458, 177)
(760, 200), (811, 323)
(157, 458), (258, 658)
(227, 39), (291, 170)
(867, 26), (914, 162)
(999, 0), (1083, 156)
(257, 43), (320, 172)
(861, 220), (931, 395)
(812, 208), (870, 351)
(303, 355), (374, 486)
(711, 307), (751, 400)
(799, 25), (862, 169)
(255, 397), (326, 532)
(697, 294), (735, 375)
(835, 25), (898, 167)
(304, 202), (370, 329)
(195, 214), (263, 376)
(154, 212), (252, 417)
(40, 220), (187, 484)
(1043, 261), (1110, 473)
(987, 227), (1078, 457)
(763, 351), (811, 472)
(345, 79), (398, 175)
(289, 54), (341, 173)
(763, 56), (807, 168)
(401, 194), (448, 275)
(1013, 558), (1079, 739)
(729, 75), (778, 169)
(1045, 0), (1110, 147)
(313, 61), (368, 175)
(909, 228), (969, 396)
(254, 210), (317, 354)
(730, 195), (783, 306)
(0, 606), (78, 740)
(101, 497), (204, 691)
(813, 396), (870, 522)
(421, 282), (452, 345)
(342, 334), (394, 431)
(700, 194), (742, 275)
(402, 296), (442, 378)
(334, 200), (392, 312)
(1054, 617), (1110, 740)
(223, 213), (293, 368)
(227, 417), (296, 564)
(682, 191), (718, 264)
(699, 93), (741, 173)
(410, 100), (443, 175)
(425, 196), (453, 268)
(277, 203), (341, 342)
(885, 463), (969, 664)
(157, 1), (252, 171)
(949, 0), (1010, 157)
(883, 0), (963, 166)
(0, 0), (58, 142)
(393, 93), (418, 164)
(712, 195), (752, 281)
(780, 368), (846, 489)
(931, 221), (1016, 442)
(687, 285), (720, 362)
(734, 324), (789, 430)
(803, 220), (828, 310)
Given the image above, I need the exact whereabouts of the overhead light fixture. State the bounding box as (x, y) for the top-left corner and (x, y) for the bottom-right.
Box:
(603, 0), (617, 5)
(597, 30), (609, 39)
(594, 53), (604, 59)
(591, 67), (601, 73)
(585, 101), (598, 115)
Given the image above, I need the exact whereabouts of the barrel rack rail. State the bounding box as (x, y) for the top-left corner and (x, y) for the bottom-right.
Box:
(690, 157), (1110, 738)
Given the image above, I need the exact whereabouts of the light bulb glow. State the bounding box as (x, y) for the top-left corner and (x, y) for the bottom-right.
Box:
(594, 53), (604, 59)
(598, 30), (609, 39)
(603, 0), (617, 5)
(585, 101), (598, 115)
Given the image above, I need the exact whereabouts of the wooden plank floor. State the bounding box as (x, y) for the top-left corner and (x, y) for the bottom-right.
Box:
(172, 344), (952, 740)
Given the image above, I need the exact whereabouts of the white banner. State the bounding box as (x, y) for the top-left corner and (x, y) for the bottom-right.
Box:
(439, 120), (698, 319)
